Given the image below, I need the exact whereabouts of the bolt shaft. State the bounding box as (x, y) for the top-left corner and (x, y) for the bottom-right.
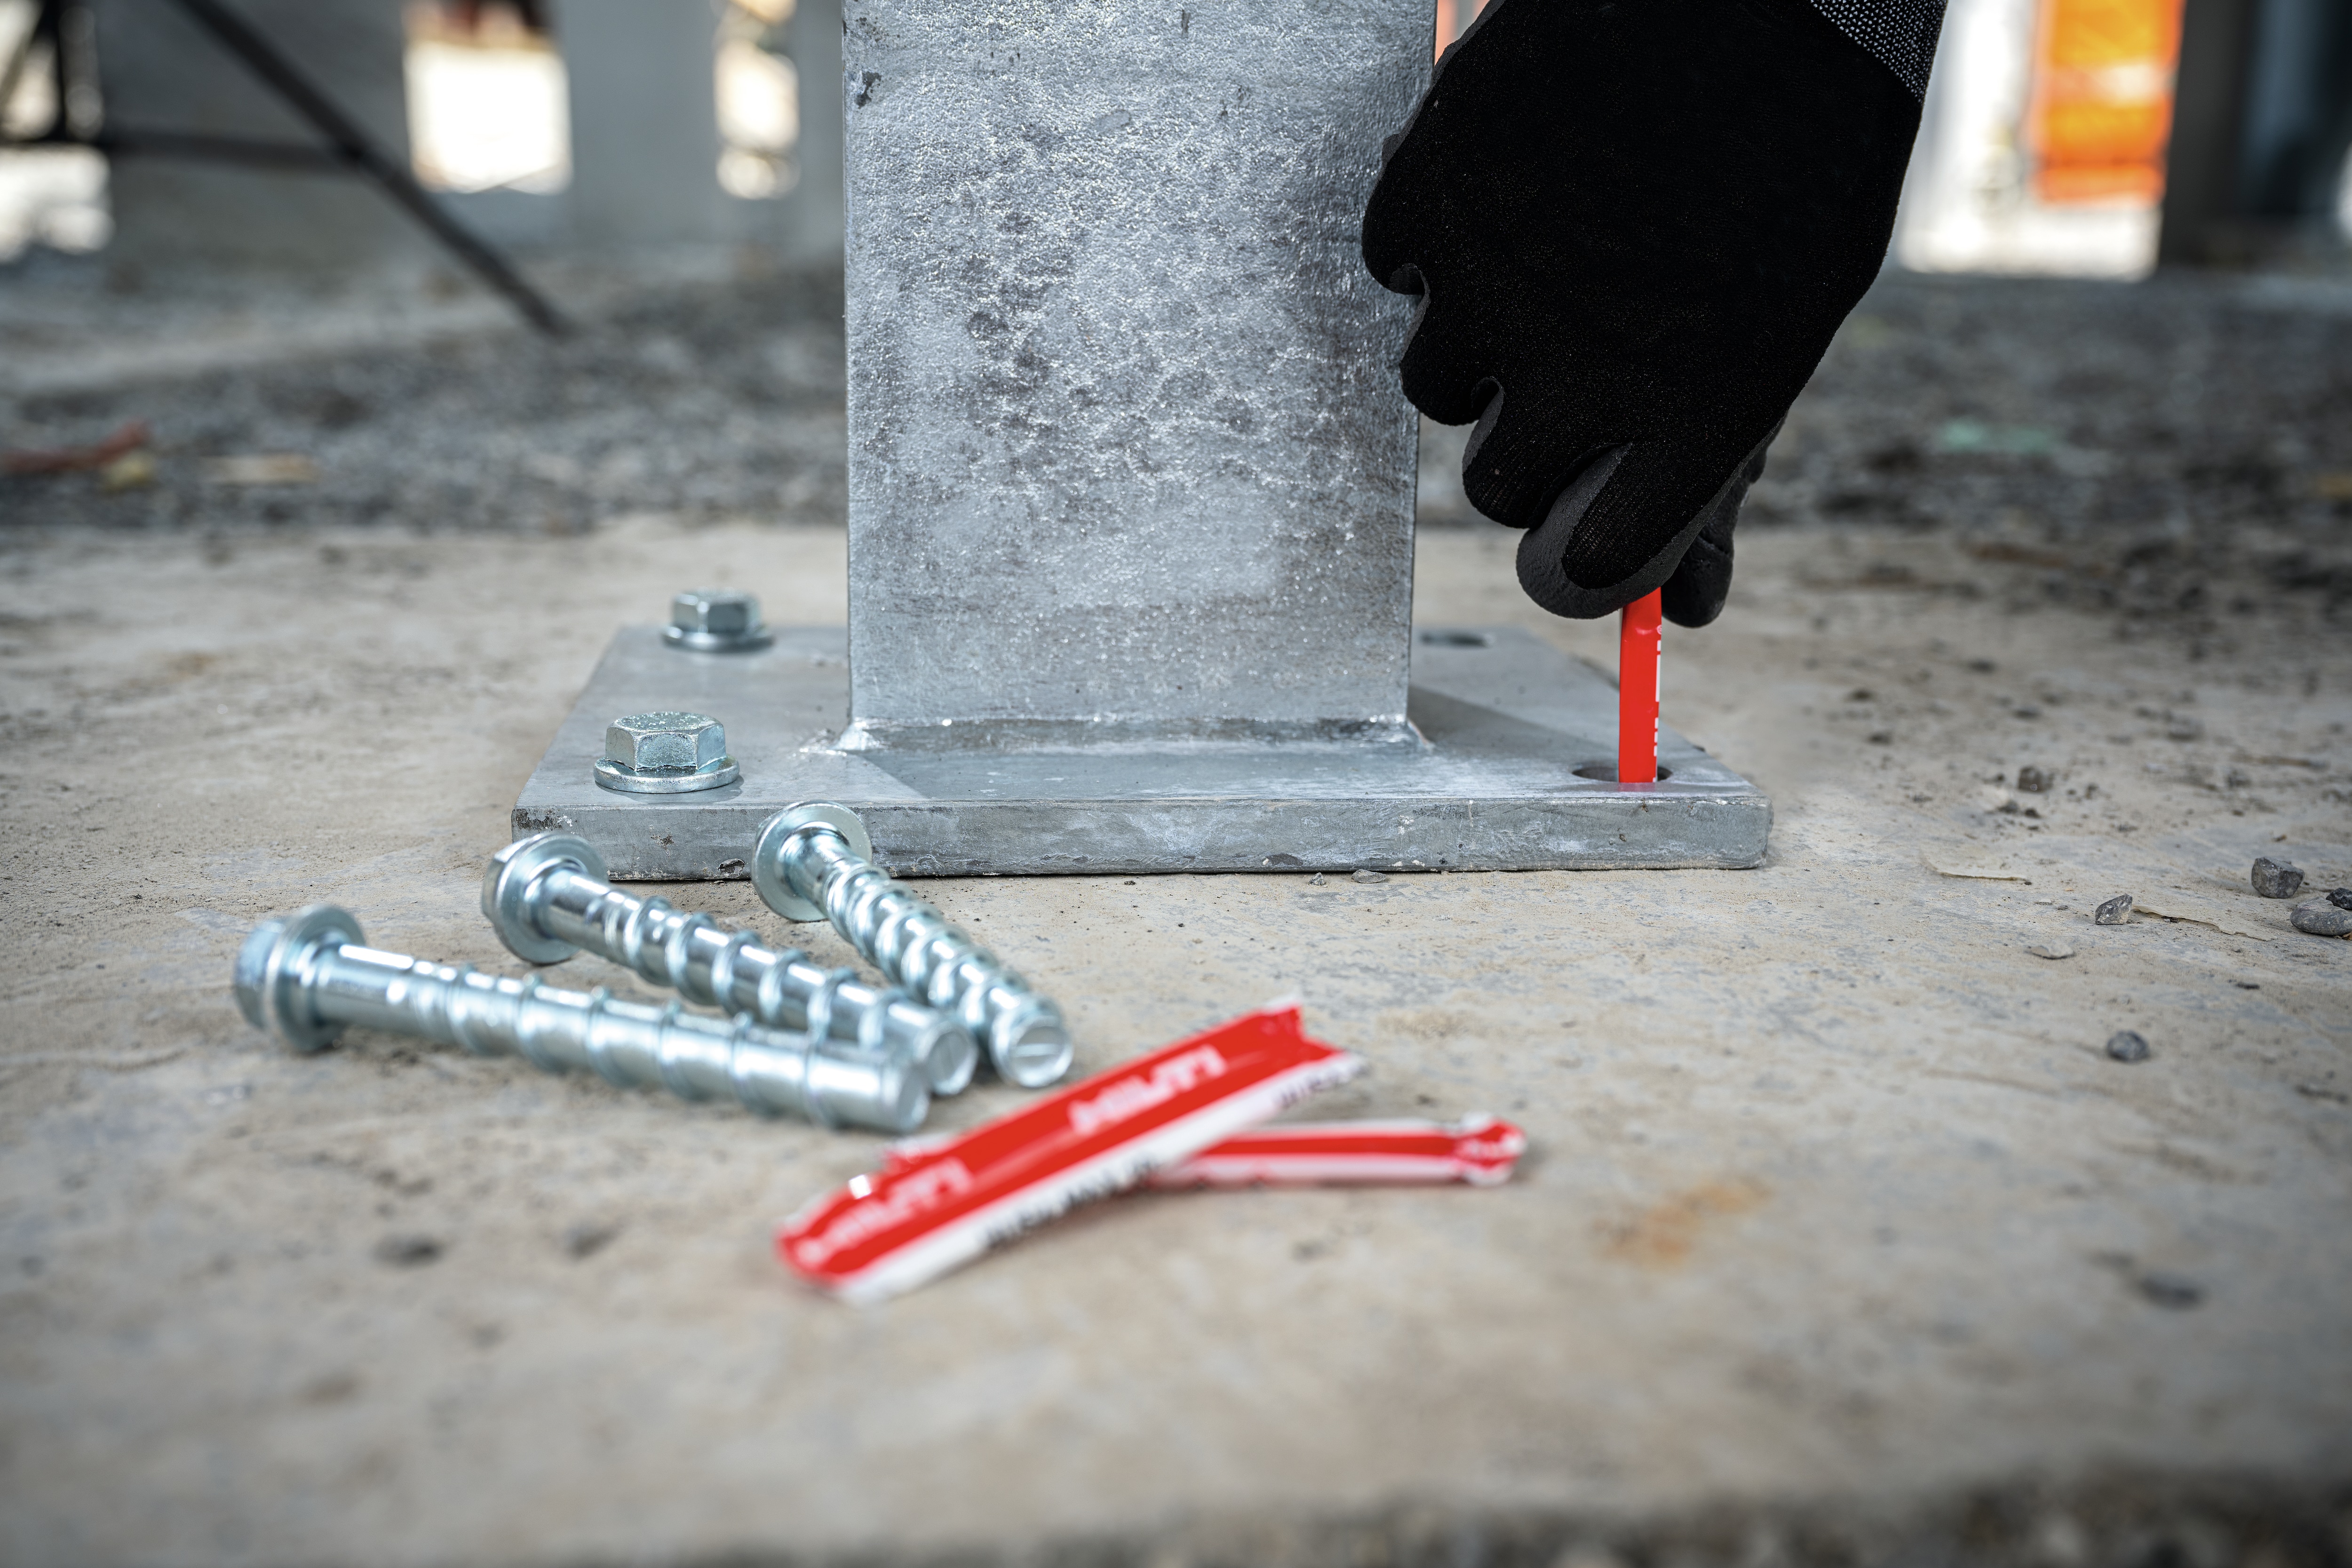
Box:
(485, 836), (977, 1096)
(754, 805), (1074, 1090)
(237, 906), (927, 1134)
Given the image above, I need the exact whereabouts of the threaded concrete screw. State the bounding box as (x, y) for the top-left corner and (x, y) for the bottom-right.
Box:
(236, 905), (926, 1134)
(483, 832), (977, 1096)
(752, 803), (1075, 1090)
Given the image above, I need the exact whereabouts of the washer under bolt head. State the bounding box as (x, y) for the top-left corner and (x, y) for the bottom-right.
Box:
(595, 710), (741, 794)
(665, 588), (772, 653)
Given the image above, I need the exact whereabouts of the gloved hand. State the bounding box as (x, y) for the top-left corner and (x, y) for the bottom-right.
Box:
(1362, 0), (1928, 627)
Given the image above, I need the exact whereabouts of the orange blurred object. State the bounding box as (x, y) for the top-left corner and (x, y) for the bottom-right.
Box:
(2029, 0), (2184, 203)
(1432, 0), (1488, 58)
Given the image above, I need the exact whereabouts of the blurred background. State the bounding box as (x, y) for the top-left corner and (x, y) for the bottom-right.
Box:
(8, 0), (2350, 275)
(4, 0), (2351, 564)
(2, 0), (2349, 553)
(0, 0), (829, 267)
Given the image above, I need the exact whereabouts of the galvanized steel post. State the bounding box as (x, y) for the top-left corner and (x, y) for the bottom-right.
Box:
(840, 0), (1429, 744)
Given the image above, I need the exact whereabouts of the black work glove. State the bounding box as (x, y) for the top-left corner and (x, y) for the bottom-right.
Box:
(1362, 0), (1925, 627)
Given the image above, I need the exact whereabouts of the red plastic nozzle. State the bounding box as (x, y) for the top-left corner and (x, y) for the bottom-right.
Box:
(1618, 589), (1662, 785)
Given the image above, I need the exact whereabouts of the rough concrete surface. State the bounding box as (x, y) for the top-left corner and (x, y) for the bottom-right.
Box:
(2, 263), (2351, 1566)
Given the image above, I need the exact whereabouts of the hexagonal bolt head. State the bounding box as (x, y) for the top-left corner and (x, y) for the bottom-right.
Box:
(607, 711), (730, 774)
(672, 589), (762, 640)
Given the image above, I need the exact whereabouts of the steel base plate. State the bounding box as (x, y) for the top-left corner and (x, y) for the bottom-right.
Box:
(512, 627), (1771, 880)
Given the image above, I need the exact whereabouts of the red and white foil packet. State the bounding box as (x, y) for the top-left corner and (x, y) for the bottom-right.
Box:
(777, 1004), (1362, 1302)
(1145, 1115), (1526, 1189)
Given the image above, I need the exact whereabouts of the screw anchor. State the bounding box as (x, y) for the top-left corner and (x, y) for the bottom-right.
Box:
(483, 833), (977, 1096)
(752, 803), (1075, 1090)
(236, 905), (927, 1134)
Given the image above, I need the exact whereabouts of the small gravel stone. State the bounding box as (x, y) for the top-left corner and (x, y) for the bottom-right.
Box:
(2092, 893), (2134, 925)
(2330, 887), (2352, 912)
(1307, 872), (1326, 885)
(373, 1234), (444, 1268)
(563, 1222), (620, 1260)
(2026, 940), (2074, 960)
(2105, 1030), (2151, 1063)
(1351, 869), (1387, 884)
(2136, 1271), (2204, 1310)
(2250, 856), (2304, 899)
(2015, 765), (2051, 793)
(2290, 901), (2352, 938)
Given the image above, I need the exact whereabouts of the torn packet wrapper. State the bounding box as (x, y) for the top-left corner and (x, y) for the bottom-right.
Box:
(883, 1114), (1527, 1189)
(1145, 1115), (1526, 1189)
(777, 1003), (1362, 1302)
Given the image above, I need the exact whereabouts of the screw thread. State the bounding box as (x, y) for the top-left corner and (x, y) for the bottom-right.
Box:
(237, 907), (927, 1134)
(773, 825), (1074, 1090)
(486, 836), (976, 1097)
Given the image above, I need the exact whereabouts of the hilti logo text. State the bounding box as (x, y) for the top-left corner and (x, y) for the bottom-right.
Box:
(793, 1158), (975, 1267)
(1067, 1047), (1229, 1138)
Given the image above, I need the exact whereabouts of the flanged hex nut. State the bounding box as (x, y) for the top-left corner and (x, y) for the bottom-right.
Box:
(594, 710), (742, 794)
(665, 588), (772, 653)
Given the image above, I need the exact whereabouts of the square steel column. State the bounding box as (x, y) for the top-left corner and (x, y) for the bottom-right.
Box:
(512, 0), (1771, 878)
(840, 0), (1424, 746)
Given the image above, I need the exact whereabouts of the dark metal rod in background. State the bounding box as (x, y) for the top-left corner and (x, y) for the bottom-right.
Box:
(87, 127), (343, 172)
(161, 0), (567, 336)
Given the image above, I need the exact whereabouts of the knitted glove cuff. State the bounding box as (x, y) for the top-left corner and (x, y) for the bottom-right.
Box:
(1805, 0), (1946, 98)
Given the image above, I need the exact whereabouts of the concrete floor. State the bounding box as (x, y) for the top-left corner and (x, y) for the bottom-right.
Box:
(1, 491), (2348, 1562)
